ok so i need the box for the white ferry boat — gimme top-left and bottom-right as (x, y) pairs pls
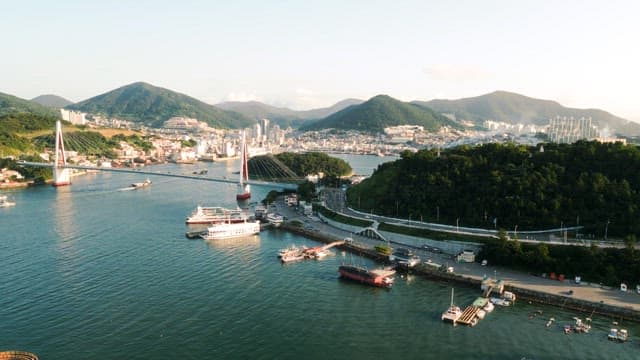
(186, 206), (248, 224)
(201, 220), (260, 240)
(266, 213), (284, 227)
(0, 195), (16, 208)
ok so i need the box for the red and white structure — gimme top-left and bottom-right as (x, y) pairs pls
(236, 131), (251, 200)
(53, 120), (71, 187)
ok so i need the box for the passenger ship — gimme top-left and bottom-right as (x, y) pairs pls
(186, 206), (248, 224)
(200, 220), (260, 240)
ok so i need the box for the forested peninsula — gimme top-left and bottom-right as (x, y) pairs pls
(347, 141), (640, 239)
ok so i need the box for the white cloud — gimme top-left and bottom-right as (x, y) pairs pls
(423, 64), (491, 82)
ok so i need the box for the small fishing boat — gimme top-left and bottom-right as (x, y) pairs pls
(546, 317), (555, 328)
(617, 329), (629, 342)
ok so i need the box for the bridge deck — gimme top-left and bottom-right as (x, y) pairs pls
(19, 161), (299, 190)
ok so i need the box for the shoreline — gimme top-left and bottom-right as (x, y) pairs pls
(281, 222), (640, 322)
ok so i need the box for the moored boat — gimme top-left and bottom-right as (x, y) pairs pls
(0, 194), (16, 208)
(617, 329), (629, 342)
(186, 206), (248, 224)
(266, 213), (284, 227)
(281, 252), (305, 263)
(482, 301), (495, 313)
(476, 309), (487, 320)
(490, 297), (510, 306)
(255, 204), (267, 219)
(545, 317), (555, 328)
(200, 220), (260, 240)
(442, 288), (462, 324)
(278, 245), (303, 258)
(131, 178), (152, 188)
(338, 265), (395, 288)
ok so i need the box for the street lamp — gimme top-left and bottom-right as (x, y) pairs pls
(456, 218), (459, 233)
(605, 219), (610, 241)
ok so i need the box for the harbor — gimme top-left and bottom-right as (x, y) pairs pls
(279, 216), (640, 322)
(4, 159), (640, 359)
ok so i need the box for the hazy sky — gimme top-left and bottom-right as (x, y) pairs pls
(2, 0), (639, 121)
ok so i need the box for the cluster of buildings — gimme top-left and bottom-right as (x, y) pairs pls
(50, 107), (630, 170)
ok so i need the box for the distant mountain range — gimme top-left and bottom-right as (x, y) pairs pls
(216, 98), (363, 129)
(300, 95), (462, 133)
(66, 82), (254, 129)
(0, 92), (60, 118)
(2, 84), (638, 136)
(416, 91), (640, 136)
(31, 94), (73, 108)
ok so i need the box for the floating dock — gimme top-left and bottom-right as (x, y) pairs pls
(456, 306), (481, 326)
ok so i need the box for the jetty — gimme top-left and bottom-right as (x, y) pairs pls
(281, 240), (346, 263)
(303, 240), (345, 257)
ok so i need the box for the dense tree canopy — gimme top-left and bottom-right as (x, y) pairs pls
(248, 152), (352, 181)
(479, 235), (640, 287)
(347, 141), (640, 238)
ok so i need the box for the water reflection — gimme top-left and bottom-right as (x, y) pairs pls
(204, 235), (260, 250)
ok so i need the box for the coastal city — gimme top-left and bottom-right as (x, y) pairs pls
(27, 107), (623, 172)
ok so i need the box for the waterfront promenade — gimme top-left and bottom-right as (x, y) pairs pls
(276, 197), (640, 319)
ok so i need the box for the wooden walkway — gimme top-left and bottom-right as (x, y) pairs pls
(456, 306), (480, 326)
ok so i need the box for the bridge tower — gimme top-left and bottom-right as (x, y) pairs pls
(52, 120), (71, 187)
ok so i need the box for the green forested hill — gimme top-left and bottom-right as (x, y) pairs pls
(67, 82), (254, 129)
(300, 95), (462, 133)
(0, 92), (61, 118)
(347, 141), (640, 238)
(31, 94), (73, 108)
(248, 152), (351, 180)
(416, 91), (640, 136)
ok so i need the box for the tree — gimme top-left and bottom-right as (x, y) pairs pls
(297, 181), (316, 202)
(624, 234), (637, 252)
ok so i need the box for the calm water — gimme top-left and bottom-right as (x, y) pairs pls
(1, 156), (639, 359)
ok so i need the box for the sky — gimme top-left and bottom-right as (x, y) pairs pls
(2, 0), (639, 121)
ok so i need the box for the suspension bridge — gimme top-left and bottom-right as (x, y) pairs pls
(19, 121), (302, 191)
